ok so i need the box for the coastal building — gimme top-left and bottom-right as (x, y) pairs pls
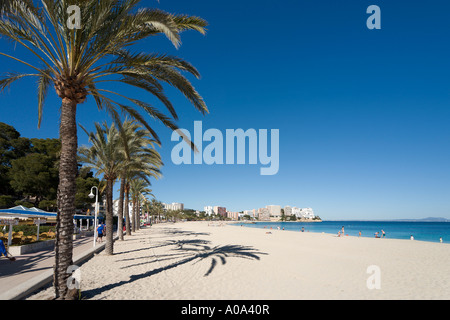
(227, 211), (239, 220)
(300, 208), (315, 219)
(266, 205), (281, 218)
(163, 202), (184, 211)
(204, 205), (227, 217)
(112, 199), (137, 218)
(243, 209), (257, 218)
(291, 207), (315, 219)
(284, 206), (292, 216)
(291, 207), (301, 217)
(214, 206), (227, 217)
(204, 206), (214, 216)
(258, 207), (270, 221)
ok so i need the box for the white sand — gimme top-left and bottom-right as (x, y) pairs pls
(28, 221), (450, 300)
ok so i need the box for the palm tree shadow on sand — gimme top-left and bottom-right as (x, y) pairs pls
(158, 227), (211, 238)
(81, 241), (267, 299)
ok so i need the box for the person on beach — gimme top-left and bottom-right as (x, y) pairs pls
(97, 223), (104, 243)
(381, 230), (386, 238)
(410, 235), (414, 240)
(0, 239), (15, 261)
(374, 232), (380, 238)
(358, 231), (361, 237)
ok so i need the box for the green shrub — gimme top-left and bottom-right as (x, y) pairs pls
(12, 224), (54, 236)
(0, 195), (14, 208)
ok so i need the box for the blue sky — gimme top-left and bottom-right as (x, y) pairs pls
(1, 0), (449, 219)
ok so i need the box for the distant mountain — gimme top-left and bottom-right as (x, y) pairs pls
(393, 217), (450, 222)
(419, 217), (450, 222)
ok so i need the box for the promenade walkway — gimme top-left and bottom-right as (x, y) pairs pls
(0, 236), (106, 300)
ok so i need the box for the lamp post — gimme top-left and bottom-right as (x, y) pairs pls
(89, 186), (99, 247)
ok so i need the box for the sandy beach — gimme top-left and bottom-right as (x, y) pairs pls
(27, 221), (450, 300)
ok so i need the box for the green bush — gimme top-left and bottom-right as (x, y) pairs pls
(12, 224), (54, 236)
(0, 195), (14, 208)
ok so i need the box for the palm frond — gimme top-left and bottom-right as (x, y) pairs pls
(37, 68), (53, 128)
(0, 72), (37, 93)
(1, 0), (208, 151)
(171, 14), (208, 34)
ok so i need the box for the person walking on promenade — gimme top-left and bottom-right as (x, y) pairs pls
(0, 239), (15, 261)
(97, 223), (105, 243)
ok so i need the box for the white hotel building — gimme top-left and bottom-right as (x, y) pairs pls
(204, 206), (214, 216)
(287, 206), (315, 219)
(163, 202), (184, 211)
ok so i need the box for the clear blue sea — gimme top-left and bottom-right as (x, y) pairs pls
(232, 221), (450, 243)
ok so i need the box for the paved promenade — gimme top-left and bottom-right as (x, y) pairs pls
(0, 236), (106, 300)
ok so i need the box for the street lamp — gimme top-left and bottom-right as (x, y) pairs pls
(89, 186), (99, 247)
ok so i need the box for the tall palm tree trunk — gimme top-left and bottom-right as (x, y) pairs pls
(54, 98), (78, 300)
(124, 184), (131, 236)
(132, 198), (136, 233)
(136, 199), (140, 230)
(117, 177), (125, 241)
(105, 178), (114, 255)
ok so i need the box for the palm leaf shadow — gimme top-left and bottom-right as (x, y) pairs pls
(81, 241), (266, 299)
(190, 244), (265, 276)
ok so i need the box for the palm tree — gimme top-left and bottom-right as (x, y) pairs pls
(151, 198), (165, 223)
(151, 200), (164, 223)
(142, 198), (153, 225)
(117, 119), (162, 240)
(0, 1), (207, 299)
(123, 160), (161, 236)
(78, 122), (125, 257)
(129, 178), (153, 232)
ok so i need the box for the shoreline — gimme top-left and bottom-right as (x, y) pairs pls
(232, 220), (449, 244)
